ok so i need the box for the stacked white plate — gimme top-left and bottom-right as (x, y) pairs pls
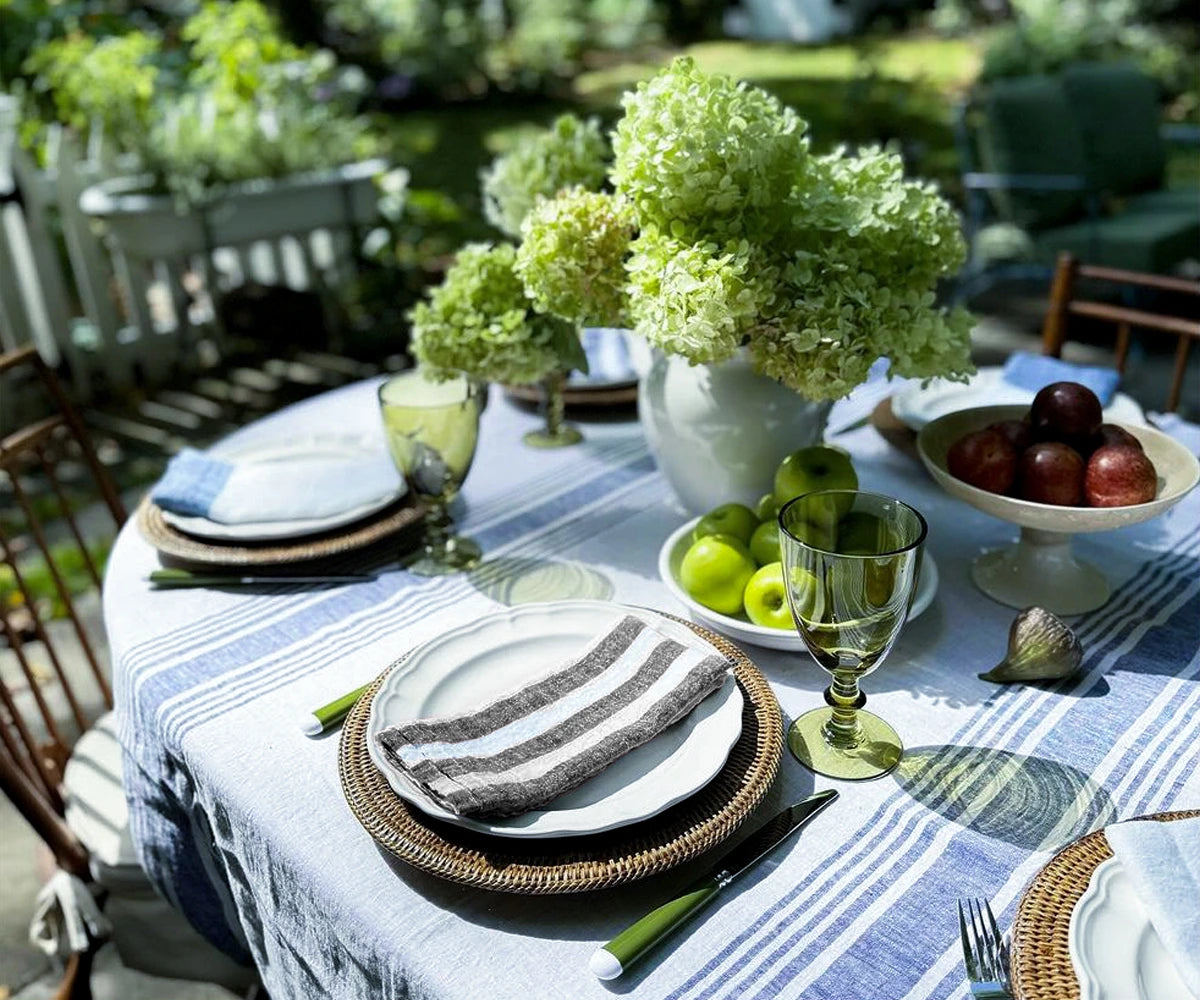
(364, 600), (744, 839)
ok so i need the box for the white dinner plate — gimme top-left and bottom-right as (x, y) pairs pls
(161, 434), (406, 542)
(891, 367), (1145, 431)
(365, 600), (744, 839)
(567, 328), (640, 389)
(658, 518), (938, 652)
(1069, 857), (1193, 1000)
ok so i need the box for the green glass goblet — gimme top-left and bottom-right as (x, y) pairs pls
(524, 369), (582, 449)
(779, 489), (927, 780)
(379, 368), (483, 576)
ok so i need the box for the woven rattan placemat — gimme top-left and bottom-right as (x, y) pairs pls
(338, 622), (784, 893)
(1011, 809), (1199, 999)
(138, 496), (422, 568)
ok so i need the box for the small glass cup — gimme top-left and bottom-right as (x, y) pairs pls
(378, 368), (482, 576)
(779, 489), (927, 780)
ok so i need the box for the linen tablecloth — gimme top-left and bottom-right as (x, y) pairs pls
(105, 377), (1200, 1000)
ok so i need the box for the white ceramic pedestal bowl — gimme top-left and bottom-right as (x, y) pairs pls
(917, 405), (1199, 616)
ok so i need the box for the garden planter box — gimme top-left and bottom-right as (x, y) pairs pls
(78, 157), (388, 259)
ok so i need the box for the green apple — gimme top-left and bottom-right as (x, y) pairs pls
(692, 502), (758, 546)
(754, 492), (778, 523)
(749, 520), (781, 566)
(786, 565), (824, 622)
(773, 446), (858, 512)
(679, 533), (757, 616)
(742, 562), (796, 629)
(837, 511), (897, 555)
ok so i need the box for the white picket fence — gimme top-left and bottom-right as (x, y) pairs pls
(0, 95), (390, 403)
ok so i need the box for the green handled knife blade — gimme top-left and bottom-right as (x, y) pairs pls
(589, 788), (838, 981)
(149, 568), (375, 588)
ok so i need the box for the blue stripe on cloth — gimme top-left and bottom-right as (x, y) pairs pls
(150, 448), (233, 517)
(117, 442), (656, 957)
(665, 524), (1200, 1000)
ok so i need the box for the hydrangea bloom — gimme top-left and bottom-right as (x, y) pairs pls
(480, 114), (609, 238)
(408, 243), (567, 386)
(516, 188), (636, 328)
(609, 58), (973, 400)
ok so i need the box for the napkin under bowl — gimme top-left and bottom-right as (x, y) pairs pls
(375, 614), (733, 818)
(151, 446), (402, 525)
(1002, 352), (1120, 405)
(1105, 816), (1200, 996)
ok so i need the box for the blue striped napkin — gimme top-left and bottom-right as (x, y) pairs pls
(375, 615), (733, 818)
(151, 447), (402, 525)
(1002, 352), (1120, 404)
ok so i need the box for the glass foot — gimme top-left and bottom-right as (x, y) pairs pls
(407, 535), (482, 576)
(523, 426), (583, 448)
(788, 707), (903, 780)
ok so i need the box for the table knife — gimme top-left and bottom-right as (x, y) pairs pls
(149, 569), (375, 588)
(301, 683), (370, 736)
(589, 788), (838, 980)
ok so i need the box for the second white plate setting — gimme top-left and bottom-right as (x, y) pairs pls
(365, 601), (744, 840)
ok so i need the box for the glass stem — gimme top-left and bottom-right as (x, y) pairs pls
(542, 370), (567, 438)
(421, 499), (451, 559)
(823, 672), (865, 749)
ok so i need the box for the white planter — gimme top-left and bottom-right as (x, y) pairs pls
(78, 158), (390, 258)
(639, 349), (833, 515)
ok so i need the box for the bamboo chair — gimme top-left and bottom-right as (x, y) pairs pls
(1041, 252), (1200, 413)
(0, 345), (258, 999)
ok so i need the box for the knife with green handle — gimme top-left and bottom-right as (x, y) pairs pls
(301, 683), (370, 736)
(589, 788), (838, 980)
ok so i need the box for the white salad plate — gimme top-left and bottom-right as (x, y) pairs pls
(567, 328), (640, 389)
(1069, 857), (1193, 1000)
(891, 366), (1145, 431)
(161, 434), (406, 542)
(658, 518), (938, 652)
(365, 600), (744, 839)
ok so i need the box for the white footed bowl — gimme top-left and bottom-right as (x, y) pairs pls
(917, 405), (1199, 615)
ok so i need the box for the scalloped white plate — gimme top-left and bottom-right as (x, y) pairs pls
(891, 366), (1144, 431)
(366, 600), (743, 839)
(658, 518), (937, 652)
(1069, 857), (1192, 1000)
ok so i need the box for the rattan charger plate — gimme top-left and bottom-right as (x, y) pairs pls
(1011, 809), (1200, 999)
(137, 495), (422, 568)
(338, 621), (784, 893)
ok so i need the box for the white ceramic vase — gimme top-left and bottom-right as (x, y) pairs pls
(638, 349), (833, 515)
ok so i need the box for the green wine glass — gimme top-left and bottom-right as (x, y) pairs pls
(779, 490), (927, 780)
(378, 368), (483, 576)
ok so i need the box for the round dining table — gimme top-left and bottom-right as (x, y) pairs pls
(103, 375), (1200, 1000)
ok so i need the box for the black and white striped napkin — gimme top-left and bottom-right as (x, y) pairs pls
(374, 615), (733, 818)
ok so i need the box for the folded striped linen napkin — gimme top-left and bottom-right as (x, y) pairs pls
(151, 445), (402, 525)
(375, 615), (734, 818)
(1001, 351), (1120, 404)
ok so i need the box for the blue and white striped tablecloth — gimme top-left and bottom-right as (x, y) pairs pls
(104, 377), (1200, 1000)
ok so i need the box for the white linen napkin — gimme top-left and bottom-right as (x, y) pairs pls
(29, 870), (112, 959)
(1106, 817), (1200, 997)
(151, 444), (403, 525)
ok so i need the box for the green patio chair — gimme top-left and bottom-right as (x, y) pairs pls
(957, 67), (1200, 297)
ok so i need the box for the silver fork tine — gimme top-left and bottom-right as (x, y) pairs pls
(970, 899), (997, 979)
(957, 900), (979, 980)
(984, 899), (1012, 990)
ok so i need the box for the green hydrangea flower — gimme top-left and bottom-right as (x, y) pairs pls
(480, 114), (609, 239)
(611, 56), (808, 245)
(515, 188), (635, 328)
(409, 243), (570, 386)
